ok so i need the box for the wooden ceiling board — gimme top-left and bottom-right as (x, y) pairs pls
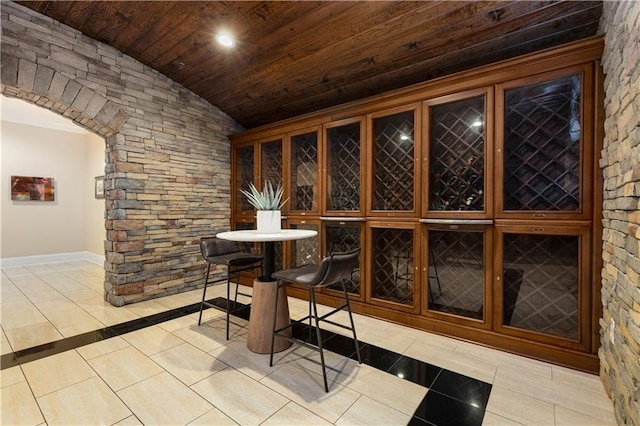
(14, 0), (602, 128)
(238, 25), (602, 128)
(216, 2), (507, 103)
(107, 2), (185, 53)
(181, 2), (364, 89)
(220, 1), (599, 120)
(204, 2), (465, 107)
(163, 1), (331, 83)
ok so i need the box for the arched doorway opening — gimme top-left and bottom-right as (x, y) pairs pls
(1, 95), (106, 266)
(2, 57), (129, 304)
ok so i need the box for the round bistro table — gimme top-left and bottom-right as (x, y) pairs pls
(216, 229), (317, 353)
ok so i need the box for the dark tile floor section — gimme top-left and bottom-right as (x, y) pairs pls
(0, 297), (492, 425)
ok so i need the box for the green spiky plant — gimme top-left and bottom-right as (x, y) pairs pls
(240, 180), (288, 210)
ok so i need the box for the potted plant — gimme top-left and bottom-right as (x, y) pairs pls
(240, 180), (288, 233)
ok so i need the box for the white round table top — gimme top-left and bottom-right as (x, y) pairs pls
(217, 229), (317, 242)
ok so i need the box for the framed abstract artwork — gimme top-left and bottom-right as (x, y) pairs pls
(10, 176), (55, 201)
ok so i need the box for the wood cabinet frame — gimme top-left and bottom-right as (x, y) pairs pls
(285, 126), (321, 218)
(366, 103), (422, 218)
(365, 220), (421, 314)
(493, 223), (592, 351)
(230, 38), (604, 373)
(258, 136), (285, 210)
(422, 87), (495, 219)
(495, 64), (594, 221)
(420, 221), (494, 330)
(321, 117), (367, 217)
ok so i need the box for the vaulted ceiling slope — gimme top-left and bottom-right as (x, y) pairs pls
(17, 1), (603, 129)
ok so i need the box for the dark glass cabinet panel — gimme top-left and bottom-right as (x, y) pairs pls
(326, 123), (361, 211)
(428, 230), (484, 320)
(429, 96), (485, 211)
(502, 233), (579, 340)
(325, 223), (362, 295)
(503, 75), (581, 211)
(371, 227), (414, 307)
(290, 132), (318, 211)
(261, 139), (283, 187)
(235, 145), (255, 211)
(372, 110), (415, 211)
(289, 223), (319, 268)
(234, 220), (256, 253)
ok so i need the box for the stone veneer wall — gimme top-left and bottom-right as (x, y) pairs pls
(1, 2), (243, 305)
(598, 1), (640, 424)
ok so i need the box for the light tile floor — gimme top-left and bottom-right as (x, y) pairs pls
(0, 261), (617, 425)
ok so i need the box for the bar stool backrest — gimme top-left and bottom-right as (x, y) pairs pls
(311, 248), (360, 288)
(200, 237), (240, 260)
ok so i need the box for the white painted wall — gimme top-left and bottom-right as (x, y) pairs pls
(84, 133), (106, 256)
(0, 114), (105, 259)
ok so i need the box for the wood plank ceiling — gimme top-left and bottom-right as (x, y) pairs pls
(17, 1), (602, 129)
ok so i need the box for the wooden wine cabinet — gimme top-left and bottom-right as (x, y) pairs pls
(230, 38), (604, 372)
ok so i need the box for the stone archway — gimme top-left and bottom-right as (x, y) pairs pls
(1, 56), (128, 138)
(1, 54), (127, 304)
(3, 1), (241, 308)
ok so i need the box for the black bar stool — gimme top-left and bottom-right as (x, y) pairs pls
(269, 248), (361, 392)
(198, 236), (263, 339)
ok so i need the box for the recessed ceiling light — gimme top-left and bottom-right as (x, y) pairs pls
(215, 33), (235, 48)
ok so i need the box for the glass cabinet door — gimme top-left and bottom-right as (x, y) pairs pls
(497, 66), (592, 219)
(424, 89), (491, 217)
(322, 220), (364, 300)
(289, 129), (319, 213)
(424, 224), (490, 326)
(234, 144), (256, 213)
(495, 226), (590, 349)
(287, 220), (320, 268)
(369, 106), (418, 216)
(260, 138), (283, 190)
(324, 118), (364, 215)
(368, 222), (419, 313)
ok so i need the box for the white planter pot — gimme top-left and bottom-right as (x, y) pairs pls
(256, 210), (281, 233)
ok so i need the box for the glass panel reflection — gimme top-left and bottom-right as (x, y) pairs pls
(429, 95), (485, 211)
(291, 132), (318, 211)
(503, 233), (578, 339)
(261, 139), (282, 187)
(503, 75), (581, 211)
(236, 146), (254, 211)
(289, 223), (318, 268)
(327, 123), (360, 211)
(372, 110), (414, 211)
(428, 230), (484, 320)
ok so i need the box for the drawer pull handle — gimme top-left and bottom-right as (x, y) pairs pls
(533, 227), (545, 232)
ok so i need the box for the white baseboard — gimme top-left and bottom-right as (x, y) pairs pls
(0, 251), (104, 268)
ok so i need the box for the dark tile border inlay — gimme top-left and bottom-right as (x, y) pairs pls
(0, 297), (491, 425)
